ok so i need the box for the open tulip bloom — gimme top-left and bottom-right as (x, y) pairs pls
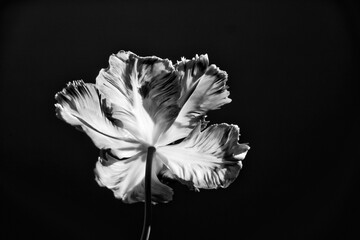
(55, 51), (249, 240)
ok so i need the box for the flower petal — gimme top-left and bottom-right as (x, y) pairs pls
(176, 54), (210, 106)
(157, 123), (249, 189)
(95, 150), (173, 203)
(55, 80), (143, 158)
(96, 51), (180, 145)
(156, 55), (231, 146)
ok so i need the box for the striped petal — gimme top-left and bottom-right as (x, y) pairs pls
(176, 54), (210, 107)
(157, 123), (249, 190)
(55, 80), (143, 158)
(156, 55), (231, 146)
(96, 51), (181, 145)
(95, 150), (173, 203)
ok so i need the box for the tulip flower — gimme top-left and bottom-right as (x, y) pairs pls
(55, 51), (249, 240)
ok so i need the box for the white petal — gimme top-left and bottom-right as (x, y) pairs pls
(156, 55), (231, 146)
(176, 54), (210, 106)
(96, 51), (180, 145)
(95, 150), (173, 203)
(157, 123), (249, 189)
(55, 80), (143, 158)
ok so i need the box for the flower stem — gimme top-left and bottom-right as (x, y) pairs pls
(140, 146), (156, 240)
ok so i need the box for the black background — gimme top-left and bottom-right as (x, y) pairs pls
(1, 0), (359, 239)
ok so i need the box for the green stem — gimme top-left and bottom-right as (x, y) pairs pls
(140, 146), (156, 240)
